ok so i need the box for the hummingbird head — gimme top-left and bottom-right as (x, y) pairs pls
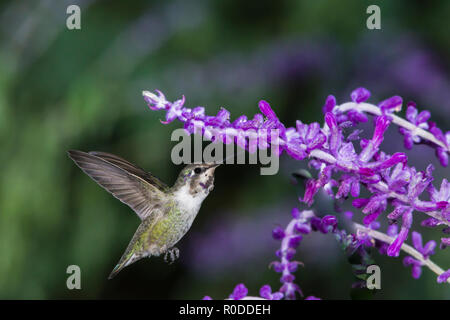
(174, 162), (220, 198)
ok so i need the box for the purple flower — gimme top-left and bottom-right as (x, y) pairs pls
(351, 87), (371, 103)
(259, 285), (283, 300)
(325, 112), (342, 156)
(272, 226), (285, 240)
(305, 296), (321, 300)
(384, 163), (411, 194)
(411, 231), (436, 259)
(296, 121), (327, 152)
(378, 95), (403, 114)
(437, 269), (450, 284)
(359, 116), (390, 162)
(403, 256), (422, 279)
(387, 208), (412, 257)
(259, 100), (278, 119)
(145, 89), (450, 298)
(322, 95), (336, 114)
(428, 179), (449, 220)
(291, 207), (301, 219)
(347, 110), (368, 125)
(440, 237), (450, 249)
(429, 123), (449, 167)
(398, 102), (430, 149)
(229, 284), (248, 300)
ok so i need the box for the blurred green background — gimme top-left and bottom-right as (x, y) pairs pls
(0, 0), (449, 299)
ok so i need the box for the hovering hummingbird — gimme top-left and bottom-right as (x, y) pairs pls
(67, 150), (220, 279)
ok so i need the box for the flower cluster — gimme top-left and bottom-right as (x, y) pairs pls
(202, 283), (320, 300)
(144, 87), (450, 296)
(202, 209), (329, 300)
(270, 209), (336, 299)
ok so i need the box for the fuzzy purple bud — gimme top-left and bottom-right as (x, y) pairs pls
(379, 95), (403, 113)
(259, 100), (277, 119)
(272, 226), (285, 240)
(322, 95), (336, 114)
(229, 284), (248, 300)
(350, 87), (371, 103)
(437, 269), (450, 284)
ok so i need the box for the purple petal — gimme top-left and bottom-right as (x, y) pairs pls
(437, 269), (450, 283)
(379, 95), (403, 113)
(229, 284), (248, 300)
(259, 100), (277, 119)
(305, 296), (321, 300)
(350, 87), (371, 103)
(259, 285), (272, 300)
(322, 95), (336, 114)
(411, 231), (423, 252)
(272, 226), (285, 240)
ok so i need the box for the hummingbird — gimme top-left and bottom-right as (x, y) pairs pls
(67, 150), (220, 279)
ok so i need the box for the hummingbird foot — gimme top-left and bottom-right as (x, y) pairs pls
(164, 247), (180, 264)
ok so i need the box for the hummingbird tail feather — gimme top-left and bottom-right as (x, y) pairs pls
(108, 264), (124, 280)
(108, 253), (140, 280)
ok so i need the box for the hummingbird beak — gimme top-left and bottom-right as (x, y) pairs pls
(207, 163), (221, 169)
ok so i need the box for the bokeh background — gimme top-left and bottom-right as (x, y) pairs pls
(0, 0), (449, 299)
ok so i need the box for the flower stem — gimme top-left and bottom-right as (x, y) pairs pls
(336, 102), (449, 152)
(353, 223), (450, 284)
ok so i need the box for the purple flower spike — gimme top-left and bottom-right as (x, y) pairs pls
(202, 296), (212, 300)
(229, 284), (248, 300)
(437, 269), (450, 284)
(146, 89), (450, 299)
(350, 87), (371, 103)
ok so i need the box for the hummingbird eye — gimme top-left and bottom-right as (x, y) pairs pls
(194, 167), (202, 174)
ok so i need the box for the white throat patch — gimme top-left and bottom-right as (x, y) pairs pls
(173, 184), (207, 214)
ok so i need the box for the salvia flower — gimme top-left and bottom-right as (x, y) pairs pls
(259, 285), (283, 300)
(351, 87), (371, 104)
(228, 283), (248, 300)
(402, 231), (437, 279)
(398, 102), (431, 149)
(387, 208), (413, 257)
(403, 256), (423, 279)
(322, 95), (336, 114)
(378, 95), (403, 114)
(411, 231), (436, 259)
(437, 269), (450, 284)
(144, 88), (450, 297)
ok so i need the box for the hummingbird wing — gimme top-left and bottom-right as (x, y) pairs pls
(68, 150), (167, 220)
(88, 151), (169, 192)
